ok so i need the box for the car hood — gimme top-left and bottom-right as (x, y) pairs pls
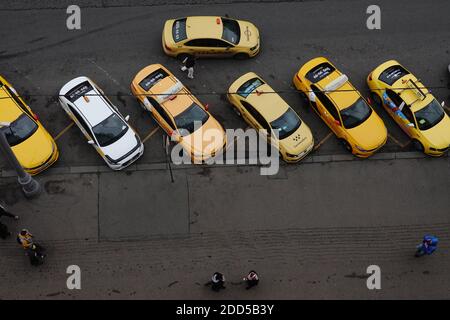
(11, 127), (55, 169)
(346, 112), (387, 150)
(237, 21), (259, 48)
(100, 128), (140, 161)
(420, 115), (450, 148)
(279, 122), (314, 155)
(182, 117), (226, 157)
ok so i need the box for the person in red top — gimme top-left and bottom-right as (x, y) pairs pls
(243, 270), (259, 290)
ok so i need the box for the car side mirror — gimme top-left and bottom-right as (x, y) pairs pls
(308, 91), (316, 102)
(125, 115), (130, 122)
(88, 140), (95, 145)
(170, 130), (181, 142)
(143, 98), (153, 111)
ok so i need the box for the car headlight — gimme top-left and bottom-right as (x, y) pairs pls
(105, 155), (119, 164)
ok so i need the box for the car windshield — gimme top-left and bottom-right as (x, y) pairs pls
(92, 114), (129, 147)
(270, 108), (302, 140)
(221, 18), (240, 45)
(174, 103), (210, 136)
(340, 98), (372, 129)
(414, 99), (445, 130)
(1, 114), (38, 147)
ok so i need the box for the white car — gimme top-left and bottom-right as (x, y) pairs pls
(59, 77), (144, 170)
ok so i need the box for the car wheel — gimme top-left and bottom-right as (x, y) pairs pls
(412, 139), (424, 152)
(340, 139), (353, 153)
(234, 53), (250, 60)
(370, 92), (382, 107)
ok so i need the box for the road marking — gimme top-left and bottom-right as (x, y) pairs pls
(388, 133), (410, 148)
(54, 122), (74, 141)
(313, 132), (333, 151)
(88, 59), (128, 92)
(142, 127), (160, 143)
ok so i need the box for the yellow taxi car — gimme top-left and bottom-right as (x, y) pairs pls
(228, 72), (314, 163)
(0, 75), (58, 175)
(293, 57), (387, 158)
(131, 64), (227, 163)
(162, 16), (260, 59)
(367, 60), (450, 156)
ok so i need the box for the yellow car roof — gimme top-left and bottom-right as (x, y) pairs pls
(132, 64), (198, 117)
(0, 81), (24, 122)
(185, 16), (225, 40)
(231, 72), (290, 122)
(310, 60), (360, 110)
(372, 60), (434, 112)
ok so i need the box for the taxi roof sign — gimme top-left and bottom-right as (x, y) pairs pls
(323, 74), (348, 93)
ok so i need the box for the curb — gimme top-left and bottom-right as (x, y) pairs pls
(1, 151), (447, 178)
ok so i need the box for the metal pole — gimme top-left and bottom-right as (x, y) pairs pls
(0, 122), (41, 198)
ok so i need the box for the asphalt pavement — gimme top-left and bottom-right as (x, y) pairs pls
(0, 0), (449, 299)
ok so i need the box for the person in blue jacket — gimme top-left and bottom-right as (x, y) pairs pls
(415, 235), (438, 257)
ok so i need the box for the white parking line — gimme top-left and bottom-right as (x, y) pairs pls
(88, 59), (129, 92)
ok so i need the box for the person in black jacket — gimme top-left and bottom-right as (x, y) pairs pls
(180, 55), (196, 79)
(205, 272), (226, 292)
(0, 203), (19, 239)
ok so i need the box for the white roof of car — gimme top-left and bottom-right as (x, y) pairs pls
(60, 76), (113, 127)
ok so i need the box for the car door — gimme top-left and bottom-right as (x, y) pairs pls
(314, 90), (345, 137)
(184, 38), (231, 57)
(384, 89), (417, 137)
(150, 99), (176, 134)
(240, 100), (260, 129)
(241, 101), (272, 141)
(69, 105), (94, 141)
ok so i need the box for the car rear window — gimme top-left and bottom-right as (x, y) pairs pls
(305, 62), (335, 83)
(378, 65), (410, 85)
(236, 77), (265, 98)
(222, 18), (240, 45)
(172, 18), (187, 43)
(65, 81), (94, 103)
(139, 69), (169, 91)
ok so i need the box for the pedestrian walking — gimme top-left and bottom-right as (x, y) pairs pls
(17, 229), (34, 249)
(243, 270), (259, 290)
(0, 203), (19, 239)
(205, 272), (226, 292)
(415, 235), (439, 257)
(180, 55), (196, 79)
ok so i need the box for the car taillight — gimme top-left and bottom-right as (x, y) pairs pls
(368, 72), (373, 81)
(165, 44), (172, 52)
(296, 74), (303, 83)
(33, 113), (39, 121)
